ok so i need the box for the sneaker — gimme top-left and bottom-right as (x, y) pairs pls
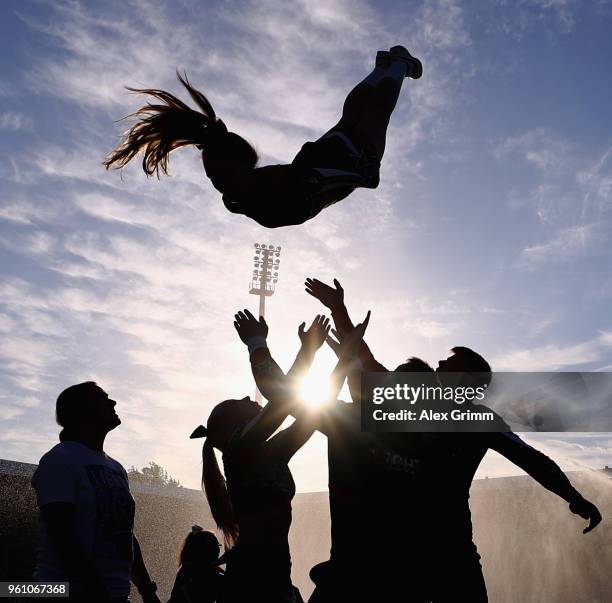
(375, 50), (391, 68)
(389, 45), (423, 79)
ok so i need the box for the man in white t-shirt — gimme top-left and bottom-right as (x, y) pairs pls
(32, 382), (160, 603)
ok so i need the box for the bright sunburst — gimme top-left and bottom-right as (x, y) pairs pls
(299, 363), (333, 407)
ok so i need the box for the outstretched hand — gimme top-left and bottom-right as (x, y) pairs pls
(234, 309), (268, 344)
(298, 315), (331, 352)
(305, 278), (344, 310)
(570, 497), (602, 534)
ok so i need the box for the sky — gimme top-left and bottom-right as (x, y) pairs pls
(1, 0), (612, 492)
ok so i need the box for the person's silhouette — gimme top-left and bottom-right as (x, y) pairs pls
(191, 312), (334, 603)
(104, 47), (422, 228)
(168, 526), (224, 603)
(397, 348), (603, 602)
(31, 382), (160, 603)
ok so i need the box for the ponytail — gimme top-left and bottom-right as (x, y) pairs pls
(201, 440), (238, 547)
(104, 72), (258, 178)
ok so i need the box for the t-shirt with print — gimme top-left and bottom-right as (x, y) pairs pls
(31, 441), (135, 598)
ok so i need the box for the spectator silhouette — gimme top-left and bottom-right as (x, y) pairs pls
(167, 526), (224, 603)
(31, 382), (160, 603)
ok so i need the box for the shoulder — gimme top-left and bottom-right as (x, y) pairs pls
(37, 442), (64, 463)
(467, 404), (510, 430)
(104, 453), (127, 474)
(36, 442), (79, 470)
(31, 444), (83, 502)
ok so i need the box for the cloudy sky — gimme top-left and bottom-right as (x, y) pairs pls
(1, 0), (611, 491)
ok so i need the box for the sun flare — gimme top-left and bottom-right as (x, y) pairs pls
(299, 364), (332, 407)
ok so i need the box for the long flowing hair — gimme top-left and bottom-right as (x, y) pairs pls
(104, 72), (257, 178)
(202, 439), (238, 547)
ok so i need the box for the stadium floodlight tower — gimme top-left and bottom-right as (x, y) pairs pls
(249, 243), (281, 401)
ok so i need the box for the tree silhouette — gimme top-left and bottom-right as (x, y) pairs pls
(128, 461), (181, 488)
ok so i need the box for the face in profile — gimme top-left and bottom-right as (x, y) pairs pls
(437, 350), (491, 390)
(230, 396), (263, 431)
(437, 352), (462, 373)
(86, 385), (121, 432)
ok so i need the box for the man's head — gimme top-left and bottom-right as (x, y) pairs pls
(436, 346), (492, 388)
(56, 382), (120, 440)
(394, 357), (435, 373)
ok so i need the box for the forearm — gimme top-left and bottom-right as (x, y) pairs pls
(131, 537), (157, 598)
(286, 344), (317, 381)
(331, 303), (385, 371)
(330, 303), (354, 336)
(131, 537), (150, 588)
(329, 355), (364, 402)
(240, 345), (303, 447)
(273, 415), (317, 462)
(527, 455), (582, 503)
(249, 346), (294, 403)
(495, 433), (582, 504)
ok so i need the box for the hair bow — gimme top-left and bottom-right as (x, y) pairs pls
(190, 425), (208, 439)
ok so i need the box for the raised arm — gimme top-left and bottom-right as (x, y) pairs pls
(305, 277), (388, 372)
(326, 312), (371, 399)
(490, 432), (602, 533)
(325, 330), (365, 403)
(234, 309), (329, 447)
(264, 313), (370, 462)
(287, 315), (332, 379)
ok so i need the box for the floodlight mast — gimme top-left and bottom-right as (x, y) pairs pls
(249, 243), (281, 402)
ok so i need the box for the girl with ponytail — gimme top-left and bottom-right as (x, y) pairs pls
(192, 393), (314, 603)
(188, 314), (335, 603)
(104, 46), (422, 228)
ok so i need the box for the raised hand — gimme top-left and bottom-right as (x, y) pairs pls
(298, 315), (331, 352)
(305, 278), (344, 310)
(569, 496), (602, 534)
(234, 309), (268, 344)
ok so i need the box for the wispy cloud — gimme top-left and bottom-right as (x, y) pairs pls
(0, 111), (32, 130)
(495, 128), (612, 271)
(495, 128), (573, 174)
(493, 330), (612, 370)
(519, 223), (596, 268)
